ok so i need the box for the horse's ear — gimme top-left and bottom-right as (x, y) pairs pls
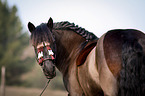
(47, 17), (53, 30)
(28, 22), (36, 33)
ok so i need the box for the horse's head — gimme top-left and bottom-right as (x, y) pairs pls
(28, 17), (56, 79)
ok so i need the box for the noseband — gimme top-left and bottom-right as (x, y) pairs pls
(34, 43), (55, 65)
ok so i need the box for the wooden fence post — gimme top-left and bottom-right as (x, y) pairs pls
(1, 66), (6, 96)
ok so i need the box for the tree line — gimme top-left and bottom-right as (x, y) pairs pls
(0, 1), (65, 90)
(0, 0), (35, 85)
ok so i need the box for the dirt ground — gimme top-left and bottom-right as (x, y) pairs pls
(1, 86), (67, 96)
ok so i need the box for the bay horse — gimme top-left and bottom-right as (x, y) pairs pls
(28, 17), (145, 96)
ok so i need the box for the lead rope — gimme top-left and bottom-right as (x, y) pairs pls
(39, 79), (51, 96)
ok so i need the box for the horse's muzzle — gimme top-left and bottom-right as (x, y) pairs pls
(42, 61), (56, 79)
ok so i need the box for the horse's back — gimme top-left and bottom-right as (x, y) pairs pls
(97, 29), (145, 96)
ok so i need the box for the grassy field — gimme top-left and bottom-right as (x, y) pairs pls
(2, 86), (67, 96)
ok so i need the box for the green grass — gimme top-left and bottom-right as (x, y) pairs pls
(2, 86), (67, 96)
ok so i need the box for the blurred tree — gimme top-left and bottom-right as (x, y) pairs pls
(0, 0), (35, 85)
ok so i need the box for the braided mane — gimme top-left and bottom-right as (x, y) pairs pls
(53, 21), (98, 41)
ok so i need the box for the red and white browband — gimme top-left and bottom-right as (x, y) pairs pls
(37, 45), (55, 65)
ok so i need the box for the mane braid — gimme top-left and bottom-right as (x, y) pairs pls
(53, 21), (98, 41)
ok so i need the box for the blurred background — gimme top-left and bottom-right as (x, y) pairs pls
(0, 0), (145, 96)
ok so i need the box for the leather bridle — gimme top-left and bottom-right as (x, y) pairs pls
(34, 42), (56, 66)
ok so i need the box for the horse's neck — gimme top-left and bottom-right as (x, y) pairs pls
(53, 29), (85, 74)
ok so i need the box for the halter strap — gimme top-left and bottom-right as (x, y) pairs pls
(34, 42), (55, 65)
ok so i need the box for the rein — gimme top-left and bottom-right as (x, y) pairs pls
(39, 79), (51, 96)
